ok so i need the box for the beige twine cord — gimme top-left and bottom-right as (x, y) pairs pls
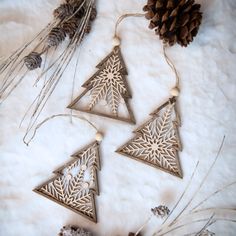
(114, 13), (145, 38)
(23, 114), (98, 146)
(114, 13), (180, 92)
(163, 45), (180, 90)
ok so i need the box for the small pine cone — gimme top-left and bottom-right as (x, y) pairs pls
(197, 230), (215, 236)
(24, 52), (42, 70)
(143, 0), (202, 47)
(66, 0), (83, 6)
(47, 27), (66, 47)
(84, 22), (92, 34)
(53, 3), (74, 19)
(90, 7), (97, 21)
(128, 233), (142, 236)
(151, 205), (170, 218)
(65, 0), (86, 18)
(75, 6), (86, 19)
(62, 18), (79, 38)
(58, 225), (92, 236)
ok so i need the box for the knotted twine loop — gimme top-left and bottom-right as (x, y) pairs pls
(114, 13), (145, 39)
(23, 114), (98, 146)
(163, 44), (180, 90)
(113, 13), (181, 92)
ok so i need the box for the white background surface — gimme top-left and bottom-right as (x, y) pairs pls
(0, 0), (236, 235)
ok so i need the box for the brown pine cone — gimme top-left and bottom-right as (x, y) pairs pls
(62, 17), (79, 38)
(90, 7), (97, 21)
(47, 27), (66, 47)
(58, 225), (92, 236)
(53, 3), (74, 19)
(66, 0), (83, 7)
(143, 0), (202, 47)
(128, 233), (142, 236)
(24, 52), (42, 70)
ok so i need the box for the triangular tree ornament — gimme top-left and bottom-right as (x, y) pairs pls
(68, 46), (136, 124)
(116, 97), (183, 178)
(34, 141), (100, 223)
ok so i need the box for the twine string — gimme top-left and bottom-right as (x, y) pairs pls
(23, 114), (98, 146)
(114, 13), (145, 38)
(163, 45), (180, 89)
(114, 13), (180, 91)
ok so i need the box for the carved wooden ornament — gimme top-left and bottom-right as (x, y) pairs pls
(68, 46), (136, 124)
(34, 141), (100, 223)
(116, 97), (183, 178)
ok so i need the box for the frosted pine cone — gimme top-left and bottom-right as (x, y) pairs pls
(90, 7), (97, 21)
(54, 3), (74, 19)
(47, 27), (66, 47)
(62, 17), (79, 38)
(24, 52), (42, 70)
(151, 205), (170, 218)
(58, 225), (92, 236)
(197, 230), (215, 236)
(66, 0), (84, 6)
(84, 22), (92, 34)
(143, 0), (202, 47)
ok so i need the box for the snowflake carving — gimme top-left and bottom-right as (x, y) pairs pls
(68, 46), (135, 124)
(117, 98), (182, 178)
(87, 47), (129, 115)
(34, 141), (100, 222)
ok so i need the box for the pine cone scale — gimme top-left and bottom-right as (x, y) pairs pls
(170, 8), (179, 18)
(167, 1), (174, 9)
(179, 13), (190, 26)
(179, 26), (188, 39)
(162, 11), (169, 22)
(169, 18), (177, 31)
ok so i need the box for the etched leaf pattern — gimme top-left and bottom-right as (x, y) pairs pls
(72, 193), (94, 216)
(67, 144), (97, 172)
(118, 101), (182, 177)
(38, 142), (99, 220)
(88, 49), (127, 115)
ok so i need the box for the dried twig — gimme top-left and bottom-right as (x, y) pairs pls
(194, 214), (215, 236)
(168, 136), (226, 227)
(161, 161), (200, 228)
(0, 0), (97, 142)
(150, 136), (232, 236)
(190, 181), (236, 212)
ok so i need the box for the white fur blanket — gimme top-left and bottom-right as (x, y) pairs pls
(0, 0), (236, 235)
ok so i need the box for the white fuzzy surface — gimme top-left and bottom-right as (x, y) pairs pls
(0, 0), (236, 235)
